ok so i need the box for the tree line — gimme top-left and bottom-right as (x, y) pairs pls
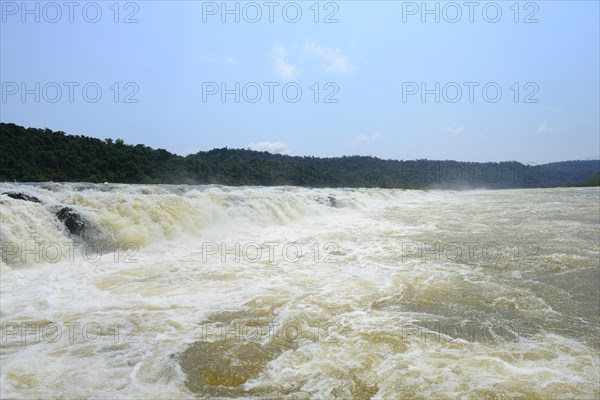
(1, 123), (598, 188)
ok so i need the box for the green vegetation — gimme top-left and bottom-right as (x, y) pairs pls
(1, 122), (599, 188)
(581, 172), (600, 187)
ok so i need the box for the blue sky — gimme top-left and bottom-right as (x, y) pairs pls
(1, 1), (599, 163)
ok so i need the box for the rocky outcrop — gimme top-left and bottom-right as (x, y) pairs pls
(316, 195), (338, 208)
(327, 195), (338, 208)
(51, 206), (87, 236)
(2, 192), (41, 203)
(3, 191), (94, 240)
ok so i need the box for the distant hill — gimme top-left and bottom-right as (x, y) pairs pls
(582, 172), (600, 187)
(1, 122), (598, 189)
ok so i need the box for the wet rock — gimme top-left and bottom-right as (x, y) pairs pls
(2, 192), (41, 203)
(327, 195), (338, 208)
(316, 195), (338, 207)
(52, 206), (87, 236)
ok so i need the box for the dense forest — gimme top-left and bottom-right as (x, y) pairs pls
(1, 123), (599, 189)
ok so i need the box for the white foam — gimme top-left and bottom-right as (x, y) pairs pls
(1, 184), (598, 398)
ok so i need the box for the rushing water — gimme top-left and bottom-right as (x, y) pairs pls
(0, 183), (598, 399)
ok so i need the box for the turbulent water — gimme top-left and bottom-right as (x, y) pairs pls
(0, 183), (598, 399)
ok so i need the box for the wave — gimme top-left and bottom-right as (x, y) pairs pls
(0, 183), (424, 267)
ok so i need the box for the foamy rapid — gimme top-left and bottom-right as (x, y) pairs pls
(1, 183), (598, 399)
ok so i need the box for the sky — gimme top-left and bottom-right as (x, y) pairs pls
(1, 0), (599, 164)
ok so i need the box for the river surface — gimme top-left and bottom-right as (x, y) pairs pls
(1, 184), (598, 399)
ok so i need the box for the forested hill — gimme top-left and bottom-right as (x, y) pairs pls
(1, 123), (599, 189)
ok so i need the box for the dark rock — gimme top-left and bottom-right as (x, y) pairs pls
(327, 195), (338, 208)
(316, 195), (339, 207)
(53, 207), (87, 236)
(2, 192), (41, 203)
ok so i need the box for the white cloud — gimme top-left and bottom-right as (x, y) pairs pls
(446, 126), (465, 136)
(248, 141), (290, 154)
(270, 41), (357, 78)
(355, 132), (381, 144)
(223, 56), (236, 65)
(535, 122), (554, 135)
(303, 42), (356, 75)
(271, 42), (298, 78)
